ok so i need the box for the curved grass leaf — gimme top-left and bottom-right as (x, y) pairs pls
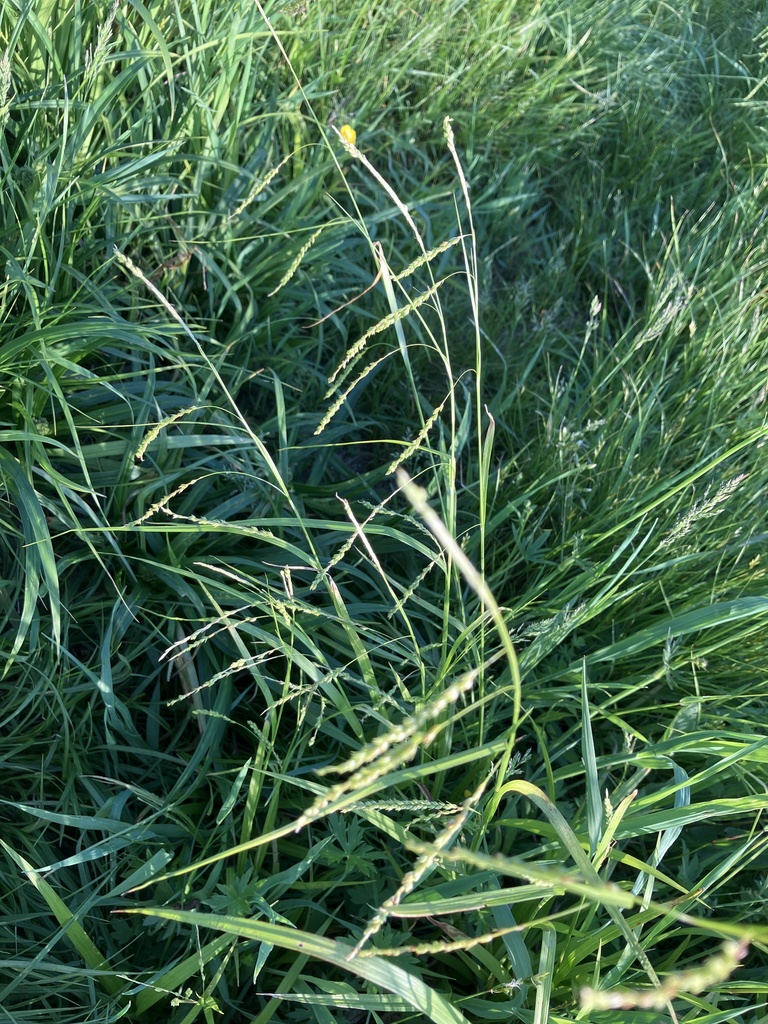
(123, 906), (470, 1024)
(1, 840), (121, 997)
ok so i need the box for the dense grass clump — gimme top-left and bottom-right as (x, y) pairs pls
(1, 1), (768, 1021)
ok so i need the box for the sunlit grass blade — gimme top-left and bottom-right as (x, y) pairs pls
(123, 907), (470, 1024)
(581, 662), (602, 858)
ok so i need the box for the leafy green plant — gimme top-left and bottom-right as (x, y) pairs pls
(1, 1), (768, 1022)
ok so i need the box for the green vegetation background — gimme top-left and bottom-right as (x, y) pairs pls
(2, 0), (768, 1021)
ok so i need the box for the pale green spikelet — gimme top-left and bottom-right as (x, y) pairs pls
(357, 921), (529, 959)
(581, 940), (749, 1011)
(85, 0), (119, 80)
(127, 478), (200, 525)
(319, 671), (476, 778)
(227, 151), (295, 222)
(391, 236), (463, 282)
(290, 672), (476, 835)
(268, 226), (324, 296)
(386, 395), (448, 475)
(166, 654), (269, 707)
(315, 353), (392, 435)
(387, 556), (440, 621)
(661, 474), (747, 549)
(348, 774), (491, 958)
(0, 51), (12, 134)
(325, 279), (446, 395)
(135, 405), (200, 461)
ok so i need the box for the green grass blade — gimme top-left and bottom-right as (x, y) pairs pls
(0, 840), (121, 998)
(125, 907), (470, 1024)
(581, 661), (602, 858)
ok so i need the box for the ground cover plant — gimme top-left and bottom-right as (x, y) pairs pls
(2, 0), (768, 1021)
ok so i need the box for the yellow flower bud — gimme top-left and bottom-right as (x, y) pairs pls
(339, 124), (356, 145)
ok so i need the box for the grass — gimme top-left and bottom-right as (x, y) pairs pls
(2, 0), (768, 1021)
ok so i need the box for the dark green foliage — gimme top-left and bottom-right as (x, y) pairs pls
(1, 1), (767, 1021)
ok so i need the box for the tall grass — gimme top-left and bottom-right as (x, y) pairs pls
(1, 1), (768, 1022)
